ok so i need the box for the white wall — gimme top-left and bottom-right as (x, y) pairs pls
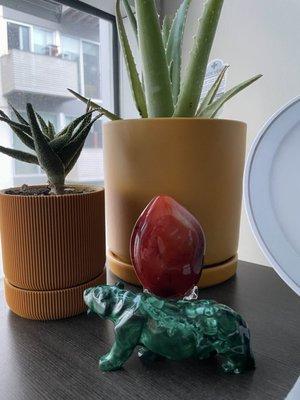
(163, 0), (300, 266)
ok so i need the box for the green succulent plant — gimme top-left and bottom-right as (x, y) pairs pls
(0, 103), (101, 194)
(69, 0), (261, 120)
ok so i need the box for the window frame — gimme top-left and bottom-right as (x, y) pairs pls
(6, 19), (32, 51)
(6, 20), (56, 54)
(55, 0), (120, 116)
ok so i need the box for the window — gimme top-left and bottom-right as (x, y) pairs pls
(7, 22), (30, 51)
(33, 27), (55, 55)
(61, 35), (80, 61)
(0, 0), (118, 190)
(82, 41), (101, 99)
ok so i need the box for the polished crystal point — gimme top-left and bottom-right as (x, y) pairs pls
(130, 196), (205, 298)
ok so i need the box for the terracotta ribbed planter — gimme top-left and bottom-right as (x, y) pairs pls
(0, 185), (106, 320)
(103, 119), (246, 288)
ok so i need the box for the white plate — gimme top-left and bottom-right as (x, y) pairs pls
(244, 97), (300, 296)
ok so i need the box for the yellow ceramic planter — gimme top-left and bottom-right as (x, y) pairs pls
(103, 119), (246, 287)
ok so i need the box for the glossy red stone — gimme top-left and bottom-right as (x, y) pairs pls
(130, 196), (205, 298)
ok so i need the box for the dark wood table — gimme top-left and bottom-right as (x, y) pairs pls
(0, 261), (299, 400)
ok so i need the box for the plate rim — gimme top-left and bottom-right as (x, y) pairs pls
(244, 95), (300, 296)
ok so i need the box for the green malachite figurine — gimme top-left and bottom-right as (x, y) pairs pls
(84, 283), (255, 373)
(84, 196), (255, 373)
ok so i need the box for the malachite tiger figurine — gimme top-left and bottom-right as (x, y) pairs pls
(84, 283), (255, 373)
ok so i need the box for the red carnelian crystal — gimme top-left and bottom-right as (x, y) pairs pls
(130, 196), (205, 298)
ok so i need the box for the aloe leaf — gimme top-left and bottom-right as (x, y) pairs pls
(68, 89), (121, 120)
(162, 15), (172, 48)
(174, 0), (224, 117)
(55, 113), (87, 139)
(65, 144), (84, 175)
(0, 145), (38, 164)
(61, 112), (92, 140)
(0, 111), (34, 149)
(58, 115), (101, 169)
(48, 122), (56, 140)
(35, 112), (51, 139)
(135, 0), (174, 117)
(122, 0), (138, 40)
(73, 113), (94, 139)
(116, 0), (148, 118)
(51, 112), (94, 152)
(50, 129), (72, 151)
(85, 99), (92, 112)
(9, 125), (35, 150)
(0, 116), (32, 136)
(166, 0), (192, 104)
(64, 116), (96, 175)
(0, 110), (8, 119)
(198, 74), (262, 118)
(64, 112), (96, 176)
(26, 104), (65, 188)
(55, 125), (68, 139)
(196, 64), (229, 115)
(10, 106), (29, 126)
(70, 114), (101, 144)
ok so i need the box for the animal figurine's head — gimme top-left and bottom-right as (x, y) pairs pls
(83, 282), (125, 318)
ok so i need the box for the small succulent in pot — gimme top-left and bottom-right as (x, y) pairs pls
(69, 0), (262, 120)
(0, 103), (101, 194)
(0, 103), (106, 320)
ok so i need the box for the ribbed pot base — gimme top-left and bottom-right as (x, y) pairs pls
(4, 270), (106, 321)
(107, 251), (237, 289)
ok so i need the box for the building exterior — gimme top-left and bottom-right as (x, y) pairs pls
(0, 0), (115, 189)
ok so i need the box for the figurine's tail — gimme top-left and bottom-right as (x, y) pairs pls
(248, 350), (255, 370)
(239, 317), (256, 370)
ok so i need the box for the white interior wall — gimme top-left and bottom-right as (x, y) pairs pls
(163, 0), (300, 266)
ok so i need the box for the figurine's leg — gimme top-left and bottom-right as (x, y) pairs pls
(138, 346), (162, 364)
(217, 331), (255, 374)
(99, 318), (144, 371)
(220, 350), (255, 374)
(197, 343), (216, 360)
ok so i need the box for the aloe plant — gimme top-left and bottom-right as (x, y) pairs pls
(0, 104), (101, 194)
(70, 0), (261, 119)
